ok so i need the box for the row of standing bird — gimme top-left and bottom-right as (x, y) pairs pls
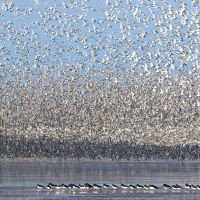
(37, 183), (200, 190)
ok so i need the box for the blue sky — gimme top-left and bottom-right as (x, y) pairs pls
(0, 0), (199, 82)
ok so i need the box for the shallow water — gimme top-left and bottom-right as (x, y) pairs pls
(1, 158), (200, 199)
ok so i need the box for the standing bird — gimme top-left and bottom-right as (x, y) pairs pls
(37, 184), (44, 189)
(121, 183), (129, 189)
(163, 184), (171, 189)
(112, 184), (119, 189)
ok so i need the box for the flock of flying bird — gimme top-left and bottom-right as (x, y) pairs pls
(37, 182), (200, 190)
(0, 0), (200, 159)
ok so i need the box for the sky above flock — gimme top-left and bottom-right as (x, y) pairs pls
(0, 0), (200, 82)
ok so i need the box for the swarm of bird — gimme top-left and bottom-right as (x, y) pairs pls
(0, 0), (200, 159)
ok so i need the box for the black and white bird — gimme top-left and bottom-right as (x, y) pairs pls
(130, 184), (136, 189)
(48, 183), (56, 188)
(112, 184), (119, 189)
(84, 183), (93, 188)
(37, 184), (44, 189)
(184, 183), (191, 189)
(93, 183), (102, 189)
(191, 185), (197, 190)
(144, 185), (149, 189)
(47, 184), (51, 189)
(121, 183), (129, 189)
(60, 183), (68, 189)
(149, 185), (159, 189)
(172, 184), (182, 189)
(163, 184), (171, 189)
(103, 183), (111, 188)
(72, 184), (79, 189)
(136, 184), (144, 189)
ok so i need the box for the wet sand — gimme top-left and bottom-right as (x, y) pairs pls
(1, 158), (200, 199)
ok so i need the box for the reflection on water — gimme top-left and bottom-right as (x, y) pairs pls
(1, 158), (200, 199)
